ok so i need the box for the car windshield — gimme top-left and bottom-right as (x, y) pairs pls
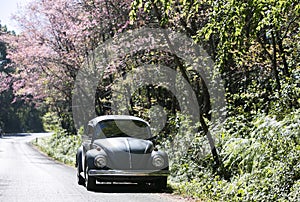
(95, 119), (151, 139)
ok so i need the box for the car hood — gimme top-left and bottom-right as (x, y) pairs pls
(93, 137), (154, 154)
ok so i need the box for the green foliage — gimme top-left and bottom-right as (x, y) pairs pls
(289, 180), (300, 201)
(226, 68), (300, 119)
(268, 68), (300, 116)
(42, 111), (62, 132)
(0, 88), (44, 133)
(167, 109), (300, 201)
(33, 129), (81, 166)
(158, 113), (207, 181)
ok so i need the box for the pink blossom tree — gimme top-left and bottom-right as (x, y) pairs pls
(4, 0), (132, 133)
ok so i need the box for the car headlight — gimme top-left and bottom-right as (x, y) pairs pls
(152, 155), (165, 168)
(94, 155), (107, 168)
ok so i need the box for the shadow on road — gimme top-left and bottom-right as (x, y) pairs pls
(0, 133), (31, 139)
(88, 183), (173, 194)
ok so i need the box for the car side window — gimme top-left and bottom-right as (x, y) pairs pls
(93, 124), (105, 140)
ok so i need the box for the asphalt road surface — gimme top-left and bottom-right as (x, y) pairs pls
(0, 133), (188, 202)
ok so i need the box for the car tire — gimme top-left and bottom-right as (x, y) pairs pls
(76, 152), (85, 186)
(77, 166), (85, 186)
(85, 171), (96, 191)
(155, 177), (167, 191)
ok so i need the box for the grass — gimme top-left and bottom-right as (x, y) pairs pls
(32, 132), (81, 167)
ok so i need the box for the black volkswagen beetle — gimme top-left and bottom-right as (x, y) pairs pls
(76, 115), (169, 191)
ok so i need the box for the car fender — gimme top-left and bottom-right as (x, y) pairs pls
(85, 149), (107, 170)
(151, 150), (169, 168)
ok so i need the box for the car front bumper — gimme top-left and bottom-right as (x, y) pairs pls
(88, 169), (169, 177)
(87, 169), (169, 182)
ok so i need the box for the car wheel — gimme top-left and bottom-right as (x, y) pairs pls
(76, 150), (85, 186)
(155, 177), (167, 191)
(77, 166), (85, 186)
(85, 171), (96, 191)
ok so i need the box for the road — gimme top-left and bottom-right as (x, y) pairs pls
(0, 133), (187, 202)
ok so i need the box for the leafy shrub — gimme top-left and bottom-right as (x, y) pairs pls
(42, 111), (61, 132)
(289, 180), (300, 201)
(33, 129), (81, 166)
(166, 109), (300, 201)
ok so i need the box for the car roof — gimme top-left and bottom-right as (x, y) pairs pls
(88, 115), (150, 127)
